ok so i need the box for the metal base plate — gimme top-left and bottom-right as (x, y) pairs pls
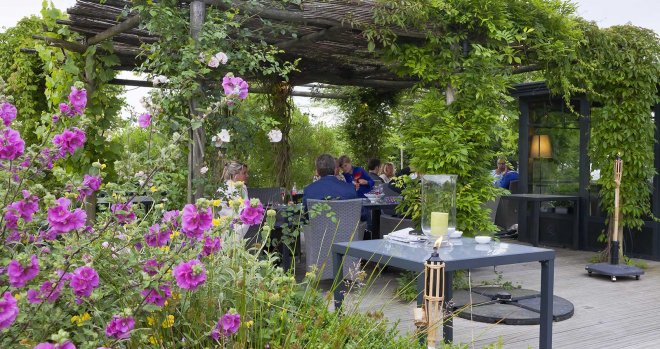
(450, 287), (574, 325)
(585, 263), (644, 281)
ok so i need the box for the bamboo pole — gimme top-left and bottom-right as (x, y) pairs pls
(612, 156), (623, 260)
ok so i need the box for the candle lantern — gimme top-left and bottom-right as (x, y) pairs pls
(415, 237), (446, 346)
(421, 174), (457, 238)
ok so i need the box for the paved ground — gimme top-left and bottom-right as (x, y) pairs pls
(303, 243), (660, 349)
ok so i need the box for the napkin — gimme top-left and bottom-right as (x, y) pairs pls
(384, 227), (428, 243)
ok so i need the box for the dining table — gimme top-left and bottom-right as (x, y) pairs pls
(361, 196), (400, 239)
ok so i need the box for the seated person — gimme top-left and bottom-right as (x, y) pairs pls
(379, 162), (395, 183)
(367, 158), (384, 185)
(491, 158), (507, 187)
(338, 155), (374, 198)
(498, 163), (520, 190)
(303, 154), (357, 210)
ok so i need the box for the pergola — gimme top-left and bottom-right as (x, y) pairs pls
(56, 0), (423, 90)
(42, 0), (539, 202)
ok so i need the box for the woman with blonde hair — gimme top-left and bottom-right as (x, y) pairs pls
(379, 162), (395, 183)
(219, 160), (249, 200)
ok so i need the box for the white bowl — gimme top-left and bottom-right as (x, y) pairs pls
(475, 236), (492, 244)
(448, 230), (463, 239)
(364, 193), (384, 203)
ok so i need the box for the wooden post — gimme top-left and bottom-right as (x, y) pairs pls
(188, 1), (206, 203)
(268, 81), (293, 188)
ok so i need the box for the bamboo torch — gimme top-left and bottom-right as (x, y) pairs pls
(424, 237), (446, 347)
(611, 156), (622, 265)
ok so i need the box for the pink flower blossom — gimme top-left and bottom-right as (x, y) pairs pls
(172, 259), (206, 290)
(33, 341), (76, 349)
(26, 276), (69, 304)
(143, 259), (161, 276)
(47, 198), (87, 235)
(0, 102), (17, 126)
(162, 210), (180, 229)
(4, 191), (39, 231)
(202, 236), (222, 256)
(208, 56), (220, 68)
(222, 75), (249, 100)
(141, 283), (171, 306)
(7, 255), (39, 288)
(144, 224), (171, 247)
(111, 202), (136, 224)
(0, 292), (19, 330)
(215, 52), (228, 64)
(78, 175), (102, 200)
(105, 315), (135, 339)
(240, 199), (265, 225)
(211, 312), (241, 339)
(181, 204), (212, 240)
(0, 128), (25, 160)
(138, 113), (151, 128)
(68, 86), (87, 113)
(53, 128), (86, 157)
(69, 266), (99, 298)
(59, 103), (74, 117)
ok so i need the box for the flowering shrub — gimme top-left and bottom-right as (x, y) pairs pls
(0, 73), (428, 349)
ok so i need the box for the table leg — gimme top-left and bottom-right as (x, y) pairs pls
(372, 209), (382, 239)
(416, 273), (425, 306)
(332, 251), (345, 311)
(518, 200), (528, 243)
(443, 271), (454, 343)
(572, 199), (580, 250)
(532, 200), (541, 246)
(540, 259), (554, 349)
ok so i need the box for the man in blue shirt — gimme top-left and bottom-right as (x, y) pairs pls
(337, 155), (374, 198)
(499, 167), (520, 190)
(303, 154), (357, 210)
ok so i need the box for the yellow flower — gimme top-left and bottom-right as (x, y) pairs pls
(148, 335), (160, 345)
(160, 246), (170, 253)
(170, 230), (180, 239)
(171, 292), (181, 301)
(13, 293), (21, 301)
(213, 199), (221, 207)
(244, 320), (254, 328)
(147, 316), (156, 326)
(71, 312), (92, 327)
(164, 300), (169, 307)
(212, 218), (221, 227)
(150, 186), (157, 193)
(101, 163), (107, 169)
(162, 315), (174, 328)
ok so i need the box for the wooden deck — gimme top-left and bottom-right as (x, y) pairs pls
(324, 245), (660, 349)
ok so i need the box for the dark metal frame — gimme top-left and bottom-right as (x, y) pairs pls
(331, 239), (556, 349)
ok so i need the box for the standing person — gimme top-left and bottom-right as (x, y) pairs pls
(303, 154), (357, 209)
(338, 155), (374, 198)
(367, 158), (384, 185)
(379, 162), (395, 183)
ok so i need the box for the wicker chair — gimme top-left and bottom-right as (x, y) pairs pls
(303, 199), (366, 280)
(247, 187), (285, 206)
(379, 213), (414, 235)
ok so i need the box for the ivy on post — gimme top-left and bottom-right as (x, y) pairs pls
(267, 80), (293, 189)
(188, 0), (206, 203)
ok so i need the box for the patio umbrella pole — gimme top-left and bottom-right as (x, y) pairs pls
(585, 155), (644, 281)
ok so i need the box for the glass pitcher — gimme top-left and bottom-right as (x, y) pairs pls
(420, 174), (457, 239)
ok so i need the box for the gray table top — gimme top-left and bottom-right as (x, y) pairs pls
(332, 238), (555, 272)
(501, 194), (580, 201)
(361, 197), (400, 208)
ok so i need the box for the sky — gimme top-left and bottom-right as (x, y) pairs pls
(1, 0), (659, 123)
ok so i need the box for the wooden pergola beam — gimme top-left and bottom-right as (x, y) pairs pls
(33, 35), (87, 53)
(275, 26), (342, 50)
(203, 0), (427, 39)
(87, 15), (142, 45)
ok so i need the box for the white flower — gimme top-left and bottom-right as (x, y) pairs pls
(199, 52), (206, 63)
(152, 75), (169, 86)
(207, 56), (220, 68)
(102, 241), (110, 248)
(212, 129), (231, 147)
(214, 52), (228, 64)
(267, 129), (283, 142)
(200, 166), (209, 174)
